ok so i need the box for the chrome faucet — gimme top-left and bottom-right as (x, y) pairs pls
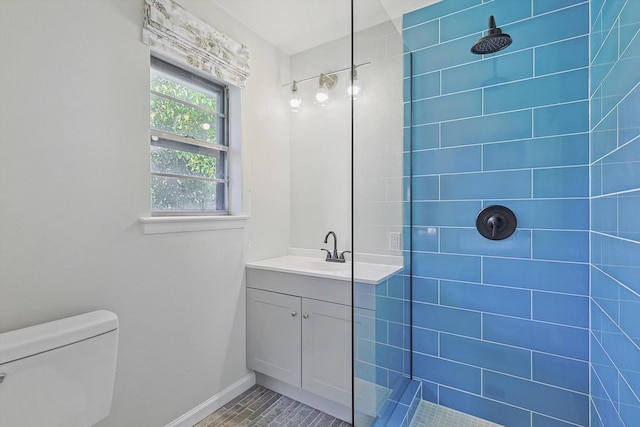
(322, 231), (351, 263)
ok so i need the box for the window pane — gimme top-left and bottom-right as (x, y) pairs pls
(150, 144), (226, 180)
(150, 69), (219, 113)
(150, 93), (219, 144)
(151, 175), (225, 213)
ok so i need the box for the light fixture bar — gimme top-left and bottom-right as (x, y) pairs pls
(282, 62), (371, 87)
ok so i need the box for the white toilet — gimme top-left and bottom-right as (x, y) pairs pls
(0, 310), (119, 427)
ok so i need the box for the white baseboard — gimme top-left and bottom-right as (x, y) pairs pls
(256, 373), (352, 423)
(164, 372), (256, 427)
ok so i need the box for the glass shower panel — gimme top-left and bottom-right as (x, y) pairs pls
(352, 1), (414, 425)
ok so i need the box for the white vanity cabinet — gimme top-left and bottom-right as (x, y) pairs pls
(246, 268), (352, 406)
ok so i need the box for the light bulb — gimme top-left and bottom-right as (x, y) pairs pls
(346, 66), (362, 100)
(314, 74), (330, 107)
(289, 81), (302, 112)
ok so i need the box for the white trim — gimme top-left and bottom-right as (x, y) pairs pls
(139, 215), (249, 234)
(164, 372), (255, 427)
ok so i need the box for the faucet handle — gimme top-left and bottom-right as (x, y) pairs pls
(321, 248), (332, 260)
(339, 250), (351, 260)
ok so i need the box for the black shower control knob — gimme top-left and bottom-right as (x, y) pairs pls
(476, 206), (517, 240)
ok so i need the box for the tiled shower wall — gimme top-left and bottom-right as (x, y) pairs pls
(403, 1), (591, 426)
(589, 0), (640, 426)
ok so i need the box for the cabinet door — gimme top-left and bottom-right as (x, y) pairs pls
(301, 299), (352, 404)
(247, 288), (302, 387)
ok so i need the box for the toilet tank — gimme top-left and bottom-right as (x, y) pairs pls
(0, 310), (119, 427)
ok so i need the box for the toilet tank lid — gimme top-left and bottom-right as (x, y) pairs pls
(0, 310), (118, 365)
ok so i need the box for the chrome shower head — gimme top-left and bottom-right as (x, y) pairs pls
(471, 15), (512, 54)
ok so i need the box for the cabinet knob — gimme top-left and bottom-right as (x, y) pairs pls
(303, 314), (309, 319)
(291, 311), (297, 317)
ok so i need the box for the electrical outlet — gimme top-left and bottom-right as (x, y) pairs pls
(389, 232), (402, 251)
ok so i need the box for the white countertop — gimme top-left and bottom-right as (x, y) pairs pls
(245, 255), (403, 285)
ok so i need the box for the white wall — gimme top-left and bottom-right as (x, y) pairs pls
(289, 21), (404, 256)
(0, 1), (290, 426)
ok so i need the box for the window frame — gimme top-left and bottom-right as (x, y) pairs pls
(149, 56), (230, 217)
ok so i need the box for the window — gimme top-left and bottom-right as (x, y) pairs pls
(149, 57), (229, 216)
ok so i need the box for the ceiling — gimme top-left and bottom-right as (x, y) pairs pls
(210, 0), (440, 56)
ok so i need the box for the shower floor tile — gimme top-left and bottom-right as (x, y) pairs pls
(193, 384), (351, 427)
(409, 400), (502, 427)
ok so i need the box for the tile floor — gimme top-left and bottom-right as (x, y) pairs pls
(194, 384), (501, 427)
(194, 385), (351, 427)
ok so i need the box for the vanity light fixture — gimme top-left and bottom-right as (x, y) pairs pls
(284, 62), (370, 112)
(289, 80), (302, 112)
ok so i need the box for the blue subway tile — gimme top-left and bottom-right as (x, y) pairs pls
(403, 20), (439, 52)
(408, 123), (439, 150)
(619, 190), (640, 242)
(533, 0), (586, 15)
(591, 334), (620, 404)
(533, 166), (589, 198)
(483, 371), (589, 425)
(591, 24), (619, 96)
(486, 133), (588, 171)
(618, 85), (640, 147)
(413, 302), (481, 338)
(592, 233), (640, 295)
(441, 333), (531, 378)
(413, 353), (481, 393)
(410, 70), (440, 101)
(483, 314), (589, 360)
(592, 160), (603, 196)
(375, 343), (405, 373)
(511, 4), (589, 51)
(439, 386), (531, 426)
(591, 266), (620, 323)
(413, 326), (438, 356)
(441, 280), (531, 318)
(411, 35), (482, 75)
(534, 101), (589, 137)
(442, 50), (533, 94)
(484, 257), (589, 294)
(412, 277), (438, 304)
(601, 36), (640, 114)
(591, 111), (618, 163)
(411, 175), (439, 201)
(412, 226), (439, 252)
(602, 138), (640, 195)
(532, 230), (590, 262)
(413, 90), (482, 125)
(533, 291), (589, 327)
(442, 110), (532, 148)
(620, 286), (640, 349)
(441, 227), (531, 258)
(413, 145), (481, 175)
(532, 352), (589, 394)
(485, 69), (588, 114)
(532, 413), (583, 427)
(413, 201), (481, 226)
(413, 252), (481, 282)
(484, 198), (589, 230)
(376, 295), (405, 324)
(441, 170), (531, 199)
(535, 36), (589, 76)
(620, 0), (640, 53)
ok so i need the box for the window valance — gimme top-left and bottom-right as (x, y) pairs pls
(143, 0), (250, 88)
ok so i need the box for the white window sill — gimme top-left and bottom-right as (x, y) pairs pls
(139, 215), (249, 234)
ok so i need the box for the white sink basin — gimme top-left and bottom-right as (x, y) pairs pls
(294, 260), (351, 272)
(246, 255), (403, 285)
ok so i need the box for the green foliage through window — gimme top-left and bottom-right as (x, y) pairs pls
(150, 58), (227, 214)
